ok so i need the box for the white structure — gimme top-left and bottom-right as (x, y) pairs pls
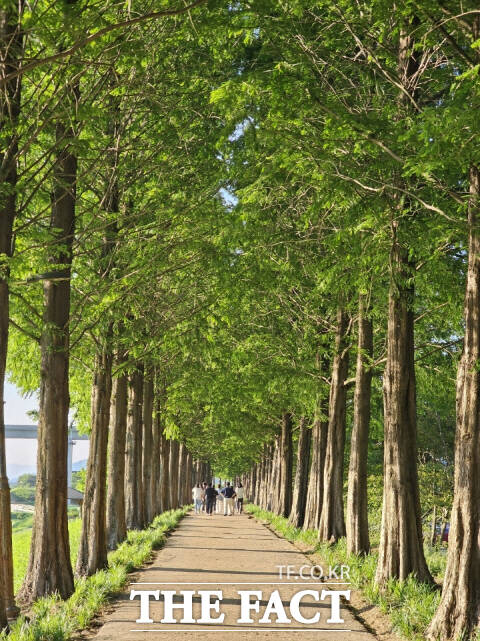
(5, 424), (89, 488)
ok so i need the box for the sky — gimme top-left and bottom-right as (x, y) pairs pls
(5, 381), (89, 467)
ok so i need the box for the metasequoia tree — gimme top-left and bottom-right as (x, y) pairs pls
(318, 308), (350, 543)
(0, 0), (22, 621)
(375, 18), (432, 585)
(143, 371), (154, 523)
(288, 417), (311, 528)
(20, 2), (80, 596)
(106, 352), (128, 549)
(427, 168), (480, 638)
(346, 295), (373, 555)
(125, 366), (145, 529)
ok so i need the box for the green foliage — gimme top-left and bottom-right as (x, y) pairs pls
(71, 470), (86, 493)
(14, 475), (36, 488)
(10, 487), (35, 506)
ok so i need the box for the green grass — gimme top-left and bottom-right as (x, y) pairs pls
(3, 508), (188, 641)
(11, 513), (34, 534)
(12, 519), (83, 593)
(245, 504), (446, 641)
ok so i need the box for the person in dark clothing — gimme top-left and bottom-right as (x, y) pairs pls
(221, 481), (236, 516)
(205, 483), (218, 515)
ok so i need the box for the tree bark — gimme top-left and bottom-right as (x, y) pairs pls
(184, 451), (193, 505)
(0, 1), (22, 620)
(278, 413), (293, 518)
(177, 443), (187, 506)
(268, 437), (280, 512)
(346, 296), (372, 555)
(375, 225), (432, 583)
(169, 440), (180, 510)
(151, 390), (161, 516)
(375, 16), (432, 588)
(429, 505), (437, 547)
(319, 308), (350, 543)
(106, 355), (128, 550)
(19, 89), (78, 601)
(142, 372), (154, 523)
(303, 350), (330, 533)
(76, 348), (112, 575)
(160, 436), (170, 511)
(125, 367), (145, 529)
(427, 165), (480, 639)
(288, 417), (311, 528)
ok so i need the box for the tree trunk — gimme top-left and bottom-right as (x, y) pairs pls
(19, 103), (78, 603)
(0, 2), (22, 619)
(160, 436), (170, 511)
(169, 440), (180, 510)
(288, 417), (311, 527)
(151, 391), (161, 516)
(375, 230), (432, 583)
(346, 296), (372, 555)
(303, 350), (330, 533)
(106, 356), (128, 550)
(177, 443), (187, 506)
(319, 308), (350, 543)
(268, 437), (280, 512)
(125, 367), (145, 529)
(429, 505), (437, 547)
(185, 451), (193, 505)
(427, 165), (480, 639)
(76, 348), (112, 575)
(142, 372), (154, 524)
(376, 17), (432, 587)
(278, 413), (293, 518)
(263, 444), (273, 510)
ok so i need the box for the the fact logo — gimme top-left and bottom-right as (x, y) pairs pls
(130, 588), (351, 626)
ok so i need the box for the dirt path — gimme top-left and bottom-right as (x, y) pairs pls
(93, 512), (376, 640)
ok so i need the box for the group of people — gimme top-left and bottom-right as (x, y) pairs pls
(192, 481), (244, 516)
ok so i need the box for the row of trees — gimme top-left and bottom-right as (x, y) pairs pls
(0, 0), (220, 628)
(0, 1), (479, 640)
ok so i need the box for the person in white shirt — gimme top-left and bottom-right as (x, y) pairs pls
(235, 483), (245, 514)
(192, 484), (203, 514)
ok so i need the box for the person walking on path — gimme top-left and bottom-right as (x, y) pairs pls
(192, 484), (203, 514)
(205, 483), (218, 515)
(216, 483), (224, 514)
(221, 482), (236, 516)
(235, 482), (244, 514)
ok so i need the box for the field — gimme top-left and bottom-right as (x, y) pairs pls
(12, 517), (82, 593)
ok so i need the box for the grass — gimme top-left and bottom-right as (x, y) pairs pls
(12, 519), (83, 593)
(245, 504), (446, 641)
(3, 507), (188, 641)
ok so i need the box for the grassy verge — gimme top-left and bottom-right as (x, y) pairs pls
(245, 504), (445, 641)
(3, 507), (189, 641)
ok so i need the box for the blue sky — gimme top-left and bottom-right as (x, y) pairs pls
(5, 382), (89, 467)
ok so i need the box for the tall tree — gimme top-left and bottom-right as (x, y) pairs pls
(0, 0), (22, 620)
(427, 166), (480, 639)
(125, 366), (145, 529)
(19, 3), (80, 594)
(288, 417), (311, 528)
(376, 18), (432, 585)
(76, 346), (112, 575)
(106, 353), (128, 549)
(318, 308), (350, 543)
(142, 371), (154, 523)
(346, 295), (373, 555)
